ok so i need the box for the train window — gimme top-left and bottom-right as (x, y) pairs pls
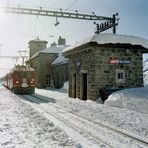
(14, 71), (34, 79)
(23, 72), (34, 78)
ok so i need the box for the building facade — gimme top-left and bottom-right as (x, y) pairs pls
(28, 53), (58, 88)
(52, 58), (69, 88)
(28, 37), (48, 58)
(63, 33), (148, 101)
(27, 37), (69, 88)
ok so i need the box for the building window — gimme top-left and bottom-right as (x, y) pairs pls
(115, 69), (125, 83)
(118, 73), (123, 80)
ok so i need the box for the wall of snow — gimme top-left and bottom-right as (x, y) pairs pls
(143, 59), (148, 85)
(61, 81), (69, 92)
(105, 87), (148, 114)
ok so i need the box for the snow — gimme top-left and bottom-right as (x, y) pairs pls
(144, 59), (148, 85)
(62, 33), (148, 54)
(0, 85), (76, 148)
(105, 86), (148, 114)
(52, 53), (69, 66)
(31, 45), (70, 60)
(105, 61), (148, 113)
(10, 65), (35, 72)
(60, 81), (69, 92)
(34, 87), (148, 143)
(0, 82), (148, 147)
(144, 59), (148, 71)
(144, 71), (148, 85)
(29, 38), (48, 43)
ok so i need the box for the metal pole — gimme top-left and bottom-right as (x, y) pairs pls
(112, 14), (116, 34)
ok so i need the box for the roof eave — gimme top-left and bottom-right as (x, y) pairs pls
(63, 42), (148, 56)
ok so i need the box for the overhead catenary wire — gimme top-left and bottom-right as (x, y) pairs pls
(1, 2), (117, 37)
(65, 0), (78, 11)
(49, 0), (78, 26)
(34, 15), (39, 38)
(49, 0), (59, 8)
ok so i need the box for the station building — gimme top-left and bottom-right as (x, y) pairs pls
(27, 36), (69, 88)
(52, 53), (69, 88)
(62, 33), (148, 101)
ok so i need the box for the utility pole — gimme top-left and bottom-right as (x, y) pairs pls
(94, 13), (119, 34)
(112, 13), (117, 34)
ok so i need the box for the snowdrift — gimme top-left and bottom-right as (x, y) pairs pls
(105, 86), (148, 114)
(61, 81), (69, 92)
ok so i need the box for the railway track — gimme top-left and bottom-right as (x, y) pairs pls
(21, 94), (148, 148)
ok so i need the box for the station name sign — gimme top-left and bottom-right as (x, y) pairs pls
(107, 57), (131, 64)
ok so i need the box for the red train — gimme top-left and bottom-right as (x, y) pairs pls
(1, 65), (36, 94)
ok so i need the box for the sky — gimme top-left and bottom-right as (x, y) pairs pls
(0, 0), (148, 76)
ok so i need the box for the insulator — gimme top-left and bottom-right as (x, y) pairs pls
(101, 23), (104, 30)
(104, 22), (107, 28)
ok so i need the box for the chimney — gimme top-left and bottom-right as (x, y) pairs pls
(58, 36), (66, 46)
(50, 41), (57, 47)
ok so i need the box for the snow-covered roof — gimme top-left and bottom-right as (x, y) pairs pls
(52, 53), (69, 66)
(28, 38), (48, 44)
(10, 65), (35, 72)
(30, 45), (69, 60)
(63, 33), (148, 55)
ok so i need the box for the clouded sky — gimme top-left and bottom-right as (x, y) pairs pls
(0, 0), (148, 76)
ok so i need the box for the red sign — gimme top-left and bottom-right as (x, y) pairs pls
(107, 57), (118, 64)
(107, 57), (131, 64)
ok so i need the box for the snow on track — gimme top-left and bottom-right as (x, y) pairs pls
(22, 95), (109, 148)
(22, 94), (148, 148)
(35, 88), (148, 141)
(0, 85), (77, 148)
(1, 85), (148, 148)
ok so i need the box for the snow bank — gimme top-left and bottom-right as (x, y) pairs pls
(144, 59), (148, 85)
(61, 81), (69, 92)
(35, 88), (148, 140)
(144, 72), (148, 85)
(105, 87), (148, 114)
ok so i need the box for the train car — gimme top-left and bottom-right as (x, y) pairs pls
(2, 65), (36, 94)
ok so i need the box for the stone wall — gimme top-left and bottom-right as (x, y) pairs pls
(28, 54), (58, 88)
(52, 64), (68, 88)
(28, 40), (48, 58)
(68, 46), (143, 101)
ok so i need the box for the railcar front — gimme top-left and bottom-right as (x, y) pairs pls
(10, 66), (36, 94)
(13, 69), (35, 94)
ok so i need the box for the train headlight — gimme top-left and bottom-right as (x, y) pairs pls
(15, 81), (19, 84)
(30, 79), (35, 84)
